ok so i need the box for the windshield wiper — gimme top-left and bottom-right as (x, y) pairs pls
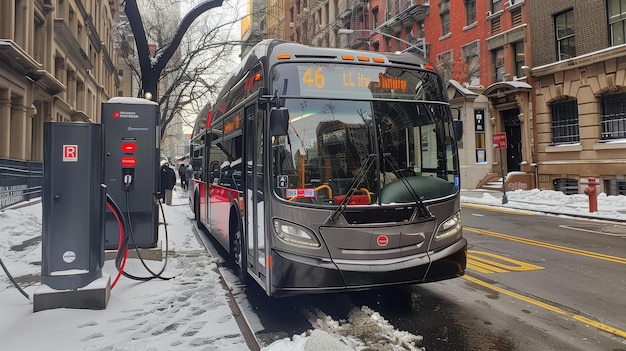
(325, 154), (376, 224)
(382, 153), (431, 219)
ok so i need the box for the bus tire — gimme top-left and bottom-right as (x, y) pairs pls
(231, 217), (247, 284)
(194, 193), (202, 230)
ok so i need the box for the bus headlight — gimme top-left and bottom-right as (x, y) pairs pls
(435, 211), (462, 241)
(273, 219), (321, 248)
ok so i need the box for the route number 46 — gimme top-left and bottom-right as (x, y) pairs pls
(302, 67), (325, 89)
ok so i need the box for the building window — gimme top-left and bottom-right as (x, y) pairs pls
(491, 16), (501, 34)
(493, 48), (504, 81)
(372, 7), (379, 28)
(442, 12), (450, 35)
(550, 98), (580, 144)
(475, 109), (487, 163)
(555, 10), (575, 60)
(608, 0), (626, 45)
(601, 92), (626, 140)
(510, 7), (522, 26)
(465, 0), (476, 25)
(34, 12), (46, 63)
(462, 41), (480, 86)
(514, 42), (525, 78)
(436, 50), (453, 82)
(491, 0), (502, 13)
(439, 0), (450, 36)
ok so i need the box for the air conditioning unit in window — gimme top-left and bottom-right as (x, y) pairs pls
(289, 22), (295, 28)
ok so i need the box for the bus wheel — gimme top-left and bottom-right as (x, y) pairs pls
(232, 222), (247, 284)
(194, 193), (202, 230)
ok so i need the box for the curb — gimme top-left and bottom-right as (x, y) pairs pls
(461, 201), (626, 223)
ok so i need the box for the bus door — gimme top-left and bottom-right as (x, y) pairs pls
(244, 99), (267, 287)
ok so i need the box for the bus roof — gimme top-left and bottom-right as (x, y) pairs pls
(216, 39), (435, 103)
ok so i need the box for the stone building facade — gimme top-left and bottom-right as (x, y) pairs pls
(529, 0), (626, 195)
(0, 0), (121, 163)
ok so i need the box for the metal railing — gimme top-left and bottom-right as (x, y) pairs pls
(0, 158), (43, 210)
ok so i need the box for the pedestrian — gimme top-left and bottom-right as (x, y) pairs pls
(178, 163), (188, 190)
(185, 164), (193, 190)
(160, 161), (176, 205)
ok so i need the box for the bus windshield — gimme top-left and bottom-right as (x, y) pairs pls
(271, 97), (459, 207)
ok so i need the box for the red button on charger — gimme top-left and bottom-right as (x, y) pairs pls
(121, 157), (136, 167)
(121, 143), (137, 153)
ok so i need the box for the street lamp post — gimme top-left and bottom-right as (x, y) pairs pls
(337, 28), (426, 57)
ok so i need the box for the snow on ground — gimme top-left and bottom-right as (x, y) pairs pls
(1, 188), (625, 350)
(461, 188), (626, 221)
(0, 190), (428, 351)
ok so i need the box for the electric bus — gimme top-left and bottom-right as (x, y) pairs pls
(189, 39), (466, 297)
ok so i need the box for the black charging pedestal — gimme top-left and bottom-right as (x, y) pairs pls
(34, 121), (110, 312)
(102, 97), (160, 251)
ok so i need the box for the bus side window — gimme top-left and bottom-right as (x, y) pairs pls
(210, 161), (220, 183)
(192, 157), (203, 180)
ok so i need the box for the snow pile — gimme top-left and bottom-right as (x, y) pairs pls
(265, 306), (424, 351)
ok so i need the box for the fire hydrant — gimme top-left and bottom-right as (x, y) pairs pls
(583, 177), (599, 213)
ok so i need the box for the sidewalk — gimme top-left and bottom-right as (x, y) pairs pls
(0, 188), (251, 350)
(460, 188), (626, 222)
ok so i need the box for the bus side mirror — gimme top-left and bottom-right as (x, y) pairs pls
(270, 108), (289, 136)
(453, 120), (463, 142)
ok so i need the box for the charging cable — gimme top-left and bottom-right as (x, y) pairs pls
(107, 185), (175, 287)
(0, 256), (30, 299)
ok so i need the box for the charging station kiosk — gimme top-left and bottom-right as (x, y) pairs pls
(102, 97), (160, 250)
(35, 121), (110, 312)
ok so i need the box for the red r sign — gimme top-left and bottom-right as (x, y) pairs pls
(63, 145), (78, 162)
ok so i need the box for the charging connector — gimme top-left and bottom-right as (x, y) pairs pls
(122, 168), (134, 191)
(124, 174), (132, 187)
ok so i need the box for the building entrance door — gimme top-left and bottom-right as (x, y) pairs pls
(502, 108), (522, 173)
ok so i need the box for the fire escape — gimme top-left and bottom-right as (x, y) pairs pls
(376, 0), (429, 55)
(343, 0), (371, 50)
(340, 0), (429, 55)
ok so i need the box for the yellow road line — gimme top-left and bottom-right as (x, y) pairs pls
(467, 261), (507, 274)
(466, 250), (544, 274)
(464, 275), (626, 339)
(467, 255), (509, 273)
(466, 262), (497, 274)
(465, 227), (626, 265)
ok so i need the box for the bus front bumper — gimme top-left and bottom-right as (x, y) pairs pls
(270, 238), (467, 297)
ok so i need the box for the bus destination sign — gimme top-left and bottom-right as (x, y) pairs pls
(297, 65), (409, 98)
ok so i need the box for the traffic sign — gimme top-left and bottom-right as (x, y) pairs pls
(492, 133), (507, 149)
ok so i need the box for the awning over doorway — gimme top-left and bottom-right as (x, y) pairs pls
(483, 81), (531, 97)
